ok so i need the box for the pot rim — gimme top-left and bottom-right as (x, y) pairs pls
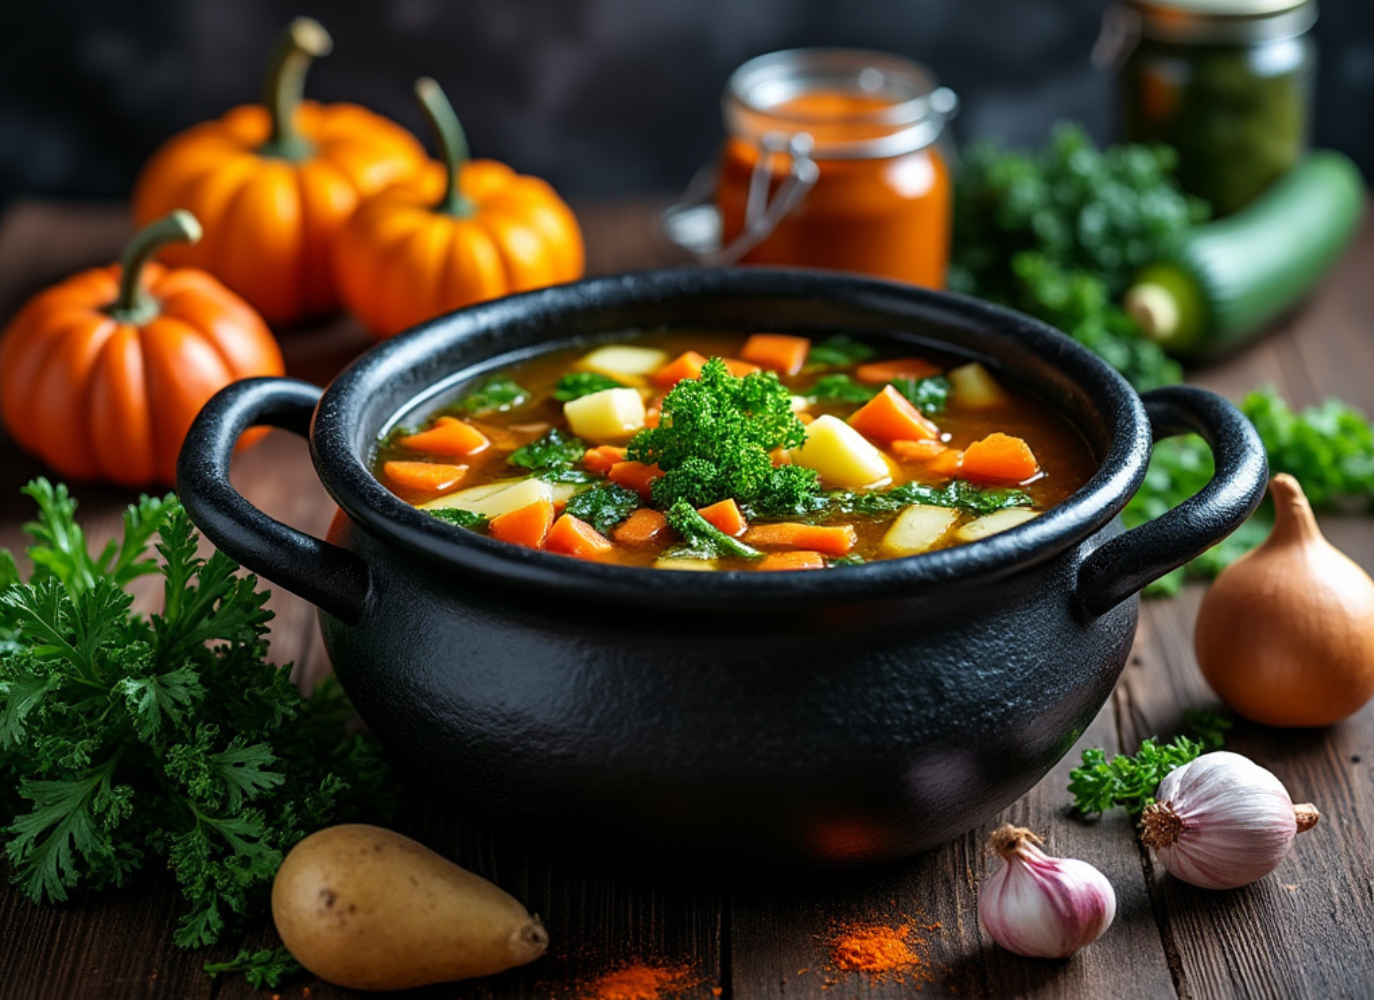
(310, 268), (1150, 607)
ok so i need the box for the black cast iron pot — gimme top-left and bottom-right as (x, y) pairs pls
(178, 268), (1267, 865)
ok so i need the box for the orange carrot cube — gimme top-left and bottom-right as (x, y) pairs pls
(614, 508), (670, 546)
(652, 351), (708, 388)
(743, 522), (857, 556)
(697, 498), (748, 537)
(398, 416), (490, 457)
(891, 439), (949, 463)
(848, 385), (940, 443)
(721, 358), (762, 378)
(854, 358), (941, 385)
(758, 551), (827, 571)
(960, 433), (1041, 484)
(545, 514), (615, 559)
(382, 461), (468, 493)
(607, 461), (663, 500)
(924, 448), (964, 478)
(583, 445), (627, 476)
(488, 498), (554, 549)
(740, 334), (810, 376)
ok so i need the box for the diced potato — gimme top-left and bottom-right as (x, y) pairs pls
(653, 558), (718, 572)
(547, 481), (581, 506)
(792, 415), (891, 489)
(564, 387), (646, 442)
(576, 345), (669, 383)
(420, 478), (554, 518)
(955, 508), (1039, 542)
(880, 504), (959, 557)
(948, 362), (1009, 409)
(419, 478), (522, 509)
(789, 395), (810, 413)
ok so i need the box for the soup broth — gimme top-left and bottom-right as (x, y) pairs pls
(373, 331), (1096, 571)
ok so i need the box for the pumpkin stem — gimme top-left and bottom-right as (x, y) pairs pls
(110, 211), (203, 323)
(415, 77), (476, 217)
(260, 17), (332, 160)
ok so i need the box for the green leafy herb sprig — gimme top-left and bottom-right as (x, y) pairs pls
(0, 480), (393, 950)
(1068, 710), (1231, 817)
(203, 945), (302, 989)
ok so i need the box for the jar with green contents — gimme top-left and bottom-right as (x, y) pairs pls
(1100, 0), (1317, 216)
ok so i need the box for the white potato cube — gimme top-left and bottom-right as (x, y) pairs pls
(419, 478), (521, 508)
(880, 504), (959, 557)
(955, 508), (1039, 542)
(564, 387), (646, 442)
(792, 415), (891, 489)
(420, 477), (553, 518)
(948, 362), (1009, 409)
(576, 345), (669, 383)
(789, 395), (810, 413)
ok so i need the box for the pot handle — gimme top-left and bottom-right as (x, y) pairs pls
(1076, 385), (1268, 618)
(177, 377), (371, 625)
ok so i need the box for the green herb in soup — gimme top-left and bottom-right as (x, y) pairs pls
(373, 332), (1096, 570)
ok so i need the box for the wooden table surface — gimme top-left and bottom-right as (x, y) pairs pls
(1, 198), (1372, 1000)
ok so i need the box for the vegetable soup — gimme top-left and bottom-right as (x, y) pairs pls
(373, 332), (1096, 571)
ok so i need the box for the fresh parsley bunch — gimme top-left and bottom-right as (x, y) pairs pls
(1068, 710), (1231, 816)
(0, 480), (392, 949)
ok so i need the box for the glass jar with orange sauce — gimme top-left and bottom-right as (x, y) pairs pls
(701, 49), (957, 289)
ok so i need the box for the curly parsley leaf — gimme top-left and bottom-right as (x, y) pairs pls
(824, 481), (1034, 518)
(565, 483), (641, 535)
(663, 500), (763, 561)
(0, 479), (393, 954)
(808, 375), (877, 405)
(1067, 711), (1230, 816)
(508, 429), (592, 485)
(204, 945), (303, 989)
(808, 335), (876, 368)
(454, 376), (531, 416)
(426, 508), (489, 531)
(552, 372), (624, 401)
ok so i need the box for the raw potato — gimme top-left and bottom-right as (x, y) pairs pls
(956, 508), (1039, 542)
(564, 387), (646, 442)
(576, 345), (669, 382)
(948, 362), (1009, 409)
(881, 504), (959, 557)
(272, 824), (548, 991)
(422, 478), (553, 517)
(792, 414), (891, 489)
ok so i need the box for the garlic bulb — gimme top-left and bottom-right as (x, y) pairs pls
(979, 825), (1116, 959)
(1141, 751), (1319, 890)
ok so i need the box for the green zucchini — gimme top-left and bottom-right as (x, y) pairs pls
(1124, 151), (1365, 359)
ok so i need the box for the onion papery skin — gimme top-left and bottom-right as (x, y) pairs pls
(1145, 752), (1301, 890)
(979, 835), (1116, 959)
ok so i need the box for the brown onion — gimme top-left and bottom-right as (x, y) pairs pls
(1195, 473), (1374, 727)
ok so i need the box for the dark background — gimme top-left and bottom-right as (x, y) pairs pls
(2, 0), (1371, 205)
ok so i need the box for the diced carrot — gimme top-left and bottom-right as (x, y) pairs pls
(797, 412), (815, 425)
(382, 461), (468, 493)
(855, 358), (941, 384)
(583, 445), (627, 475)
(740, 334), (810, 376)
(697, 498), (748, 537)
(848, 385), (940, 443)
(488, 498), (554, 549)
(614, 508), (670, 546)
(722, 358), (762, 378)
(891, 439), (949, 463)
(960, 432), (1041, 484)
(608, 461), (663, 500)
(743, 522), (857, 556)
(644, 397), (663, 428)
(924, 448), (964, 478)
(652, 351), (708, 388)
(545, 514), (615, 559)
(398, 416), (490, 457)
(758, 550), (827, 572)
(769, 446), (793, 467)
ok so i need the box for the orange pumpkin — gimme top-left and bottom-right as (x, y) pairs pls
(0, 211), (285, 486)
(132, 19), (426, 325)
(333, 78), (584, 339)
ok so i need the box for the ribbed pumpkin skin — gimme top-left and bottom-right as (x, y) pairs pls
(333, 159), (585, 339)
(0, 263), (284, 486)
(132, 102), (426, 325)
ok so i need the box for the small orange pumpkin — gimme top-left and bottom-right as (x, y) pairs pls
(333, 78), (584, 339)
(0, 211), (285, 486)
(132, 19), (426, 325)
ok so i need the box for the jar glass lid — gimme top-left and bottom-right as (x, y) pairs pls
(1124, 0), (1317, 44)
